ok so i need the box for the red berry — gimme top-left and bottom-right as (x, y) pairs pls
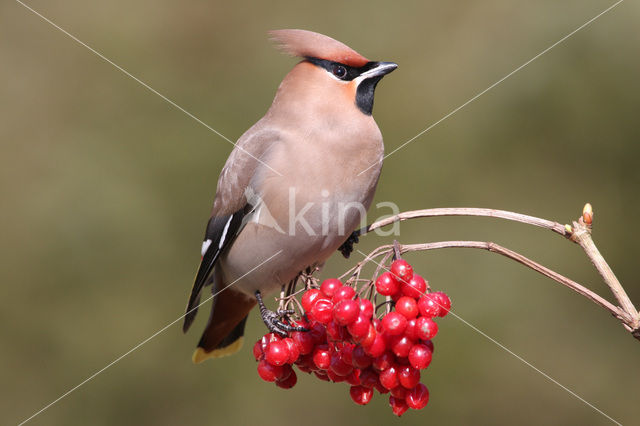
(417, 293), (440, 317)
(252, 339), (264, 361)
(280, 364), (294, 381)
(265, 340), (290, 366)
(372, 318), (383, 333)
(405, 383), (429, 409)
(333, 299), (360, 325)
(308, 321), (327, 343)
(402, 273), (427, 298)
(389, 335), (414, 358)
(296, 362), (313, 374)
(390, 259), (413, 283)
(259, 333), (279, 352)
(379, 365), (399, 389)
(314, 371), (330, 381)
(374, 380), (390, 394)
(364, 333), (386, 357)
(291, 331), (314, 355)
(360, 324), (377, 347)
(396, 356), (410, 365)
(333, 286), (356, 303)
(257, 359), (283, 382)
(389, 395), (409, 417)
(283, 337), (300, 364)
(375, 272), (400, 296)
(275, 369), (297, 389)
(408, 344), (433, 370)
(381, 312), (407, 336)
(347, 314), (370, 340)
(301, 288), (323, 313)
(424, 339), (434, 353)
(327, 369), (347, 382)
(373, 351), (395, 371)
(346, 369), (361, 385)
(350, 385), (374, 405)
(352, 346), (373, 369)
(310, 298), (334, 324)
(294, 353), (314, 372)
(395, 296), (419, 319)
(312, 345), (331, 370)
(330, 353), (353, 376)
(415, 316), (438, 340)
(404, 318), (418, 340)
(391, 291), (403, 303)
(340, 344), (355, 366)
(326, 320), (348, 341)
(398, 365), (420, 389)
(358, 298), (374, 319)
(434, 291), (451, 317)
(359, 367), (379, 388)
(320, 278), (342, 298)
(390, 386), (407, 399)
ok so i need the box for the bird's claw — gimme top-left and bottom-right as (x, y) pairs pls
(262, 310), (307, 337)
(255, 291), (308, 337)
(338, 231), (360, 258)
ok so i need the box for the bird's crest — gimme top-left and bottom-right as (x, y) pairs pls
(269, 29), (369, 67)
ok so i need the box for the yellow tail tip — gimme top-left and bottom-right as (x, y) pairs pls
(192, 337), (244, 364)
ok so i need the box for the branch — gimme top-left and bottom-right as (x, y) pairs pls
(352, 205), (640, 340)
(357, 207), (570, 238)
(569, 205), (640, 331)
(390, 241), (630, 322)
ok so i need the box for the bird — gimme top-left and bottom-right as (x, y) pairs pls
(183, 29), (397, 364)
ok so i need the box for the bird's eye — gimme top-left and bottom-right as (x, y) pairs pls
(332, 65), (347, 79)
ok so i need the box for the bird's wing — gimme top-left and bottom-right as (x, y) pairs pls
(182, 212), (247, 332)
(182, 125), (280, 332)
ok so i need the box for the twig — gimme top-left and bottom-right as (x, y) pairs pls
(392, 240), (402, 260)
(569, 207), (639, 330)
(353, 205), (640, 340)
(394, 241), (628, 322)
(357, 207), (570, 238)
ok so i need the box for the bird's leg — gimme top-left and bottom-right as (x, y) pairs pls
(255, 290), (307, 337)
(338, 231), (360, 258)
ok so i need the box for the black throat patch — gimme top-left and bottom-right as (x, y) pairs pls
(305, 57), (384, 116)
(355, 76), (382, 115)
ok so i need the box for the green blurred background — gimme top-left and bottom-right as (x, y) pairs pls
(2, 0), (639, 424)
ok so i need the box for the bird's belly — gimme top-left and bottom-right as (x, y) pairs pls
(218, 209), (359, 297)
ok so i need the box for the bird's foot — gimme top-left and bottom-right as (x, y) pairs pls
(338, 231), (360, 259)
(255, 290), (308, 337)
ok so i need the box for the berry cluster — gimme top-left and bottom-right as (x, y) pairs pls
(253, 259), (451, 417)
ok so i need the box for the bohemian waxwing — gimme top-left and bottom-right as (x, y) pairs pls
(183, 29), (397, 363)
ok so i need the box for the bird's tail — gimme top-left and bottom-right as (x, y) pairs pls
(192, 273), (256, 364)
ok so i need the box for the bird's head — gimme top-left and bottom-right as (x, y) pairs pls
(269, 29), (397, 116)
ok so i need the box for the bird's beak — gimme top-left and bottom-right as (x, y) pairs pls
(360, 62), (398, 79)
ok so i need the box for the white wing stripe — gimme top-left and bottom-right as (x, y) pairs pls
(200, 239), (212, 257)
(218, 215), (234, 249)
